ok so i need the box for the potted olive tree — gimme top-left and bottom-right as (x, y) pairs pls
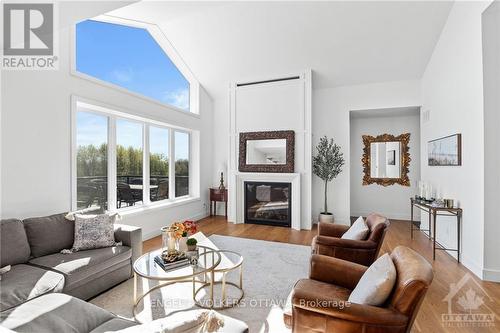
(313, 136), (345, 223)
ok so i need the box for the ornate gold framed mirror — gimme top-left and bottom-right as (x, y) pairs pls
(362, 133), (411, 186)
(239, 130), (295, 173)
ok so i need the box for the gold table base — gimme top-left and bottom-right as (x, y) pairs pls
(194, 281), (244, 310)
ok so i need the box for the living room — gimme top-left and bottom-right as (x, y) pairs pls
(1, 1), (499, 332)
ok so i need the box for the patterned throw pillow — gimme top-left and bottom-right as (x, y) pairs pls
(71, 213), (118, 252)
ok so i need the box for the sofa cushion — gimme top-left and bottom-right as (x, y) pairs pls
(0, 293), (115, 333)
(0, 219), (31, 266)
(0, 264), (64, 311)
(113, 310), (249, 333)
(29, 245), (131, 291)
(23, 213), (74, 257)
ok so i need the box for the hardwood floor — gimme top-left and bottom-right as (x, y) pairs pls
(143, 216), (500, 332)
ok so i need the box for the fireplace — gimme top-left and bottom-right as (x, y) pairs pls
(244, 181), (291, 227)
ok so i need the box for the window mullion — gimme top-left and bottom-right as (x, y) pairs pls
(143, 124), (150, 206)
(108, 116), (117, 212)
(169, 129), (175, 199)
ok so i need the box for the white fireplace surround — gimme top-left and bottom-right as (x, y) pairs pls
(235, 172), (301, 230)
(227, 71), (312, 230)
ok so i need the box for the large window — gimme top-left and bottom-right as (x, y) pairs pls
(73, 102), (193, 212)
(76, 112), (108, 211)
(76, 20), (191, 112)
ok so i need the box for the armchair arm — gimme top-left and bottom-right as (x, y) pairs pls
(318, 223), (349, 238)
(309, 254), (367, 289)
(114, 223), (142, 264)
(292, 294), (407, 327)
(315, 235), (377, 249)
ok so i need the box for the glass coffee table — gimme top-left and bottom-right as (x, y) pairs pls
(132, 245), (221, 322)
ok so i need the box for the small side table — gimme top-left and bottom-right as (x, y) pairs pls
(410, 198), (462, 262)
(210, 188), (228, 218)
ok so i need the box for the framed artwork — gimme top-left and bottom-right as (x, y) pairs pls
(428, 134), (462, 166)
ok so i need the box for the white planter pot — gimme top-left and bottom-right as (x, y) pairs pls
(178, 237), (188, 252)
(319, 213), (334, 224)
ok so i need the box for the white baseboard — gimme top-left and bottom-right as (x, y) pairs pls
(482, 268), (500, 282)
(460, 255), (483, 280)
(142, 229), (162, 241)
(142, 211), (210, 241)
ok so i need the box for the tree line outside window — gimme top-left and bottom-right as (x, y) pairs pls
(75, 110), (190, 211)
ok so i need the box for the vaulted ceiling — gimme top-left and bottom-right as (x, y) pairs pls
(108, 1), (453, 97)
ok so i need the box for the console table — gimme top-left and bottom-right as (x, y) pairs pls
(210, 188), (228, 218)
(410, 198), (462, 262)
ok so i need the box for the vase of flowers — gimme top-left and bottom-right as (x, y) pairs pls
(171, 220), (198, 252)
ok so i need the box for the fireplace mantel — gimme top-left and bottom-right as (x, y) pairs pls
(233, 172), (301, 230)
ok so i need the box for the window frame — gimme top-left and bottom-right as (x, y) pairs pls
(173, 129), (191, 199)
(70, 15), (200, 116)
(71, 97), (198, 214)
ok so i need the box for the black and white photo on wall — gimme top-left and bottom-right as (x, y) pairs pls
(428, 133), (462, 166)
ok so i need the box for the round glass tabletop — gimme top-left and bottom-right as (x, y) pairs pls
(133, 245), (221, 280)
(213, 250), (243, 272)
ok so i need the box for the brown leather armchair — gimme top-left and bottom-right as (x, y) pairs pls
(289, 246), (433, 333)
(312, 213), (389, 266)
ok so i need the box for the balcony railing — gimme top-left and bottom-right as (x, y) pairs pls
(76, 175), (188, 210)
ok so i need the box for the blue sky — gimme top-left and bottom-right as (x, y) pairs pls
(76, 20), (190, 111)
(77, 112), (188, 159)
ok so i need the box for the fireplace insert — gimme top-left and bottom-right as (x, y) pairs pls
(244, 181), (291, 227)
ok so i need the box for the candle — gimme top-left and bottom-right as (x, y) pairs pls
(167, 237), (176, 252)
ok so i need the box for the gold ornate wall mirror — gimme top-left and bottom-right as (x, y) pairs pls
(362, 133), (411, 186)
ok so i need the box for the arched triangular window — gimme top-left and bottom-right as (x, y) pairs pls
(76, 20), (191, 112)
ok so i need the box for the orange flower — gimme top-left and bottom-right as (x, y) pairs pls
(171, 222), (186, 239)
(169, 220), (197, 239)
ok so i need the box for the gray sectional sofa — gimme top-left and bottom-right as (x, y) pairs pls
(0, 213), (142, 311)
(0, 214), (248, 333)
(0, 213), (142, 331)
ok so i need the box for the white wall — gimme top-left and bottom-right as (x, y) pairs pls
(0, 2), (214, 240)
(482, 0), (500, 281)
(312, 80), (421, 225)
(350, 112), (420, 220)
(227, 73), (312, 229)
(421, 1), (492, 278)
(212, 80), (421, 226)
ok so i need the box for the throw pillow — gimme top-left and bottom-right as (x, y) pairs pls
(0, 265), (11, 281)
(69, 213), (119, 252)
(114, 310), (225, 333)
(348, 253), (397, 306)
(341, 216), (369, 240)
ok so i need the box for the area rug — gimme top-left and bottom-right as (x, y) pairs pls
(90, 234), (311, 332)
